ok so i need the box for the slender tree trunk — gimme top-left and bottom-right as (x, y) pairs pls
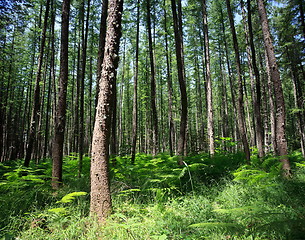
(257, 0), (291, 177)
(90, 0), (123, 222)
(24, 0), (50, 167)
(52, 0), (70, 189)
(226, 0), (251, 162)
(286, 47), (305, 157)
(164, 0), (175, 156)
(202, 0), (215, 155)
(219, 4), (238, 150)
(241, 0), (264, 157)
(131, 0), (140, 164)
(78, 0), (91, 177)
(171, 0), (188, 161)
(146, 0), (159, 156)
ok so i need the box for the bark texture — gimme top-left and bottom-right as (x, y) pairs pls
(257, 0), (291, 176)
(90, 0), (123, 222)
(51, 0), (70, 189)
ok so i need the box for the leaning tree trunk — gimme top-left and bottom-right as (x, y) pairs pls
(171, 0), (188, 162)
(257, 0), (291, 177)
(52, 0), (70, 189)
(90, 0), (123, 222)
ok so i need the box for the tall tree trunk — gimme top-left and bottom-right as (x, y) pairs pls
(202, 0), (215, 155)
(131, 0), (140, 164)
(171, 0), (188, 161)
(78, 0), (91, 177)
(52, 0), (70, 189)
(95, 0), (109, 109)
(90, 0), (123, 222)
(24, 0), (50, 167)
(257, 0), (291, 177)
(226, 0), (251, 162)
(164, 0), (175, 156)
(241, 0), (264, 157)
(146, 0), (159, 155)
(219, 3), (238, 150)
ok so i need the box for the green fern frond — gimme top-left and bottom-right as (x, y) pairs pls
(56, 191), (87, 203)
(47, 207), (67, 214)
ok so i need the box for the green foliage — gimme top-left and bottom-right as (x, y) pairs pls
(2, 152), (305, 239)
(56, 192), (87, 204)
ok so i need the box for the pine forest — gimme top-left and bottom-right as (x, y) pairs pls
(1, 0), (305, 239)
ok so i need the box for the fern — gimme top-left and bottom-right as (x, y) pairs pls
(56, 191), (87, 203)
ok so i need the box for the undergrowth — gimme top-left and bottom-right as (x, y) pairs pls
(0, 151), (305, 239)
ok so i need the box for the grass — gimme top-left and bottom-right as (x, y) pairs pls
(0, 151), (305, 239)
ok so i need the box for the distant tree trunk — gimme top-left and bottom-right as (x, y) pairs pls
(171, 0), (188, 161)
(286, 47), (305, 157)
(264, 49), (277, 153)
(24, 0), (50, 167)
(257, 0), (291, 177)
(52, 0), (70, 189)
(78, 0), (91, 177)
(146, 0), (159, 156)
(226, 0), (251, 162)
(163, 0), (175, 156)
(202, 0), (215, 155)
(131, 0), (140, 164)
(241, 0), (264, 157)
(219, 4), (238, 150)
(90, 0), (123, 222)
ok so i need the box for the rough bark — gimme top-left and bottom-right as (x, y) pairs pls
(90, 0), (123, 222)
(52, 0), (70, 189)
(257, 0), (291, 177)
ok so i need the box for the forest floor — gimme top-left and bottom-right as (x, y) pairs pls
(1, 151), (305, 240)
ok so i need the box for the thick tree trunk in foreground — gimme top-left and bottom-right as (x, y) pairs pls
(171, 0), (188, 160)
(226, 0), (251, 162)
(90, 0), (123, 222)
(52, 0), (70, 189)
(257, 0), (291, 177)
